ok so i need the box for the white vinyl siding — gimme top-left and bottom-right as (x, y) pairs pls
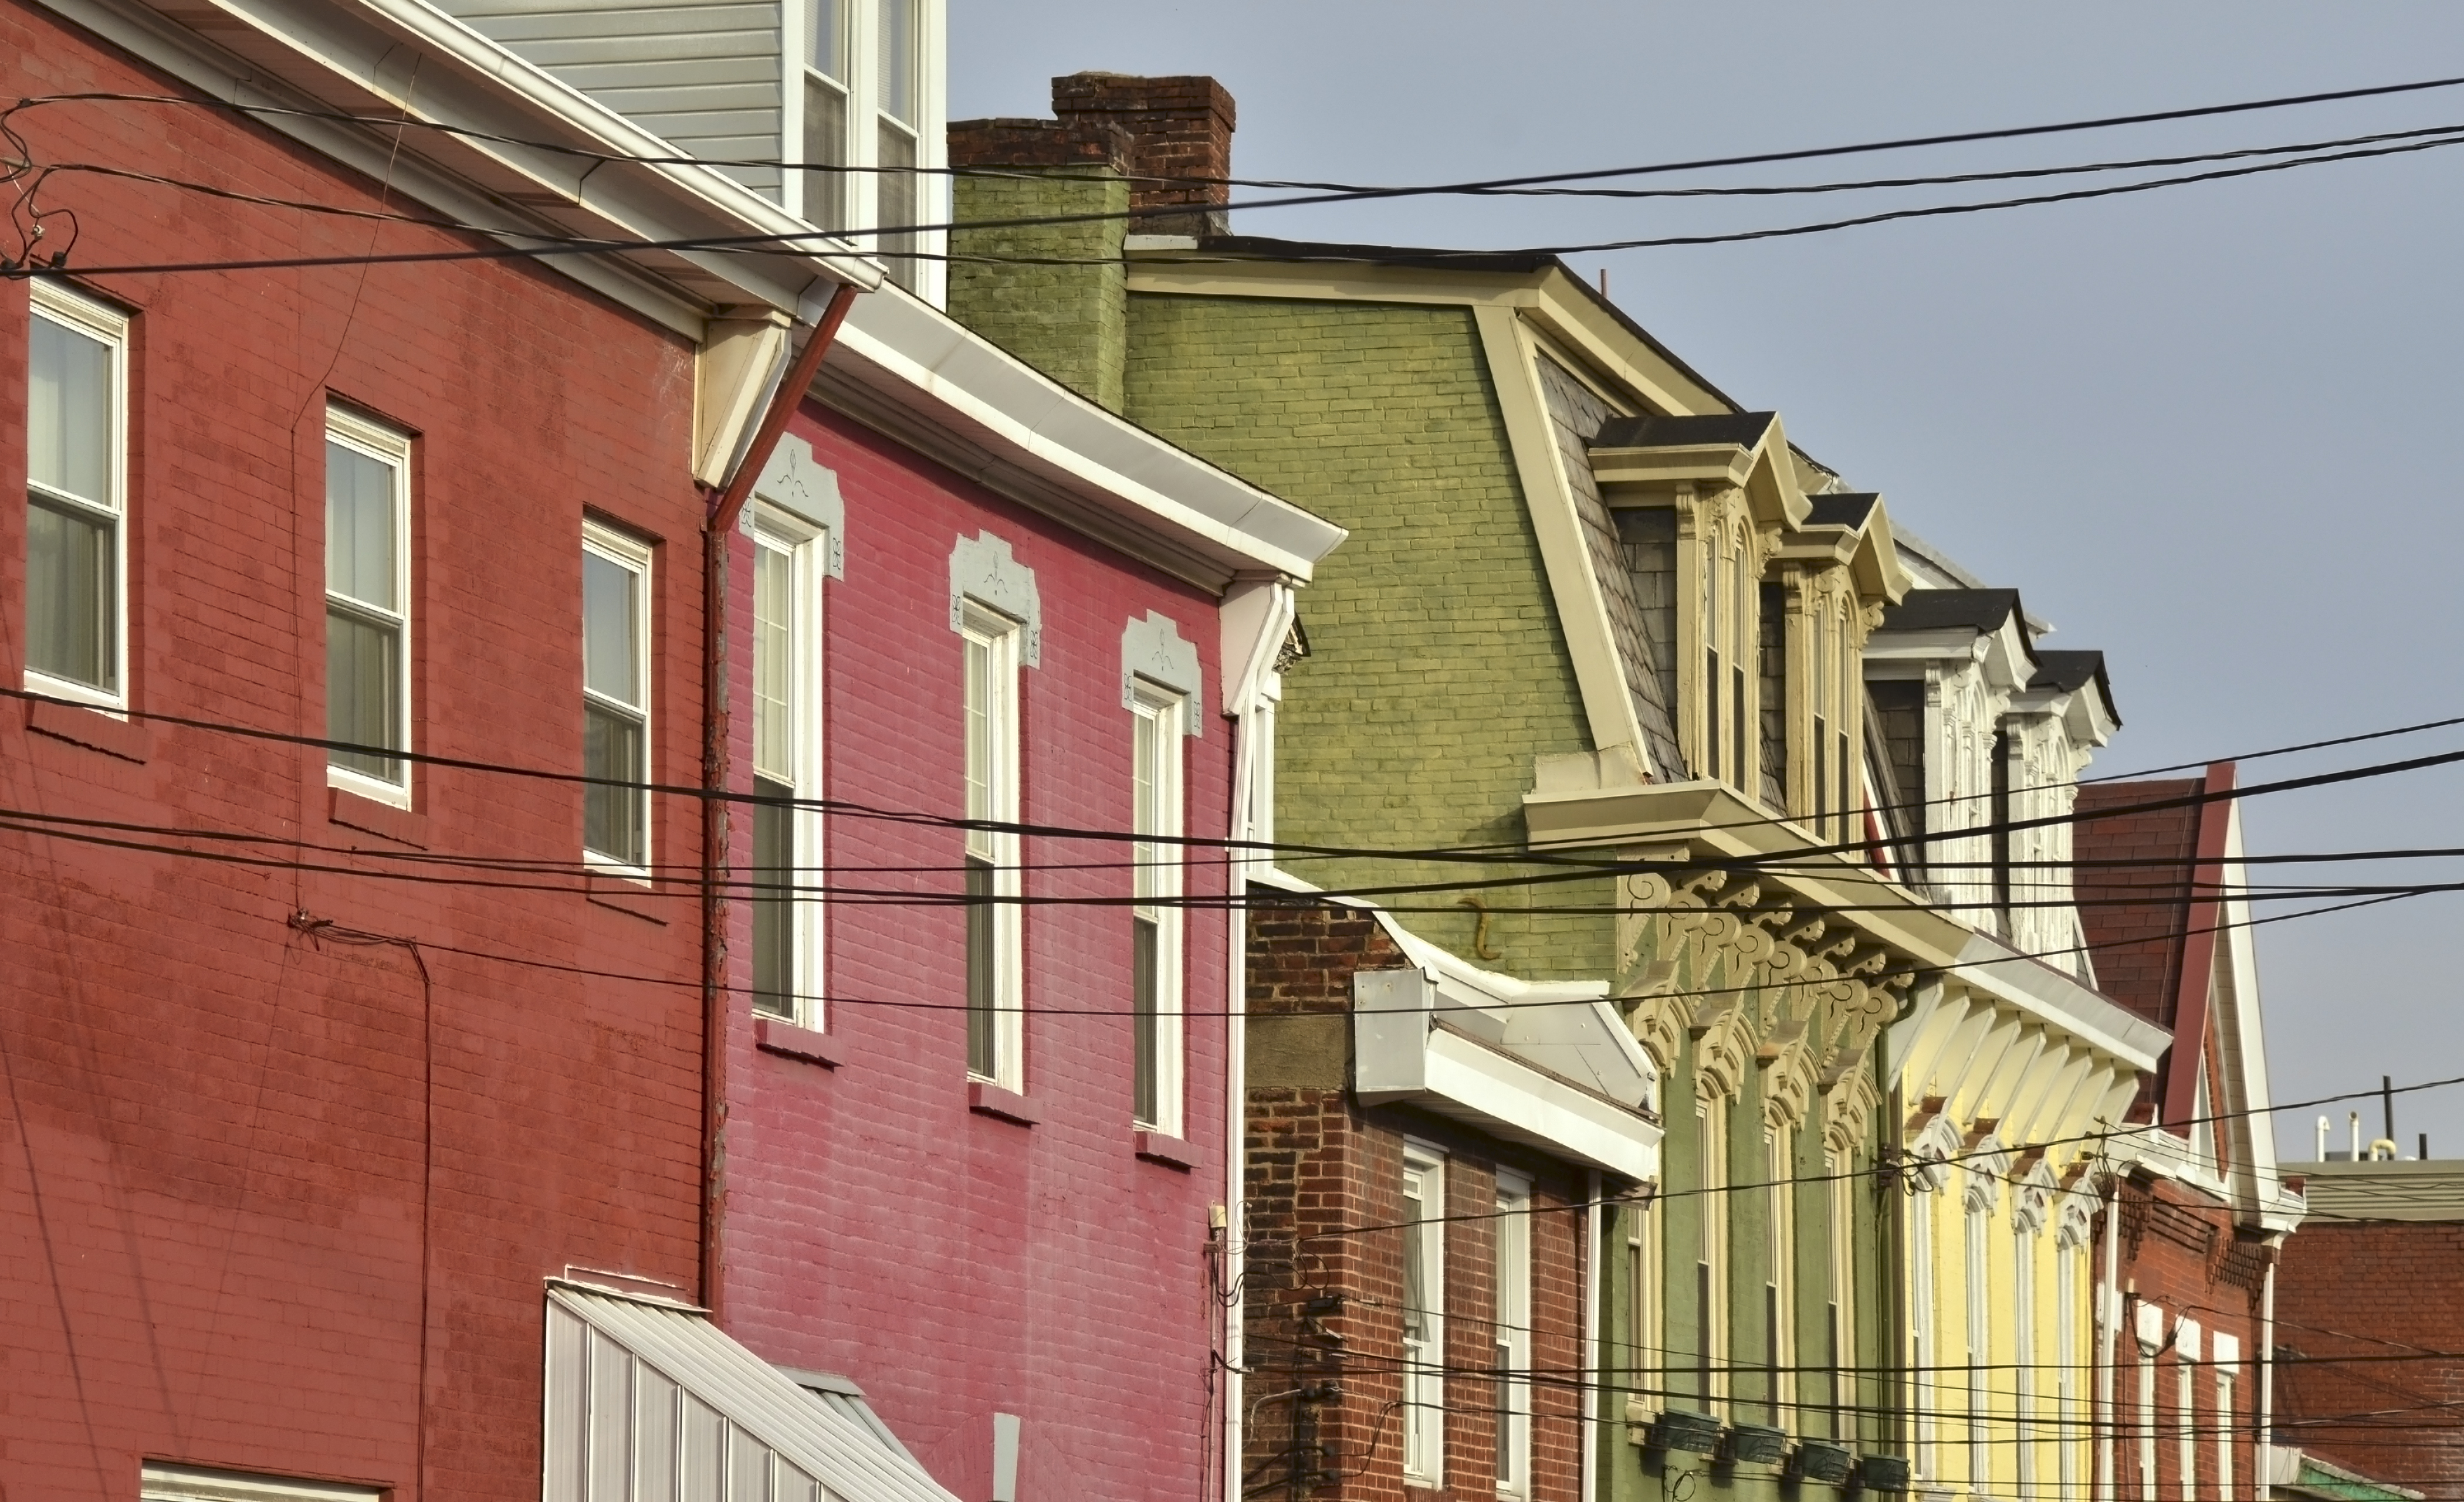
(324, 409), (412, 800)
(752, 510), (825, 1025)
(962, 601), (1021, 1088)
(1128, 680), (1183, 1133)
(1400, 1147), (1447, 1487)
(24, 283), (127, 707)
(583, 524), (653, 872)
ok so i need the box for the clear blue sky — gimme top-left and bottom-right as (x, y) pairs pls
(951, 1), (2464, 1165)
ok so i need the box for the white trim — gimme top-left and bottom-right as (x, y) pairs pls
(1122, 611), (1203, 734)
(581, 521), (654, 876)
(1129, 679), (1185, 1135)
(1494, 1169), (1533, 1497)
(322, 405), (414, 806)
(960, 601), (1023, 1090)
(752, 506), (829, 1028)
(948, 532), (1041, 666)
(754, 436), (847, 577)
(1400, 1145), (1448, 1489)
(25, 280), (130, 710)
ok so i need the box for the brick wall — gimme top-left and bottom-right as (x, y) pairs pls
(2101, 1174), (2270, 1502)
(716, 400), (1237, 1502)
(946, 123), (1132, 412)
(1243, 894), (1590, 1502)
(0, 7), (708, 1497)
(1123, 293), (1612, 980)
(2273, 1219), (2464, 1496)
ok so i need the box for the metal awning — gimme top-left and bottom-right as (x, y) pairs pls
(544, 1281), (959, 1502)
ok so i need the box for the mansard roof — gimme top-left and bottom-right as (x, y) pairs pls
(1589, 411), (1781, 450)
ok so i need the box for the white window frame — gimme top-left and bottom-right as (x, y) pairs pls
(1695, 1098), (1730, 1418)
(1627, 1190), (1660, 1427)
(1494, 1170), (1532, 1497)
(1911, 1186), (1937, 1480)
(961, 599), (1023, 1090)
(1128, 678), (1184, 1133)
(779, 0), (946, 303)
(581, 521), (654, 876)
(2014, 1222), (2037, 1494)
(1401, 1143), (1448, 1488)
(2214, 1350), (2238, 1502)
(752, 508), (827, 1027)
(1965, 1202), (1991, 1493)
(323, 406), (414, 805)
(1826, 1151), (1855, 1443)
(2057, 1237), (2082, 1497)
(1764, 1126), (1796, 1435)
(24, 281), (128, 711)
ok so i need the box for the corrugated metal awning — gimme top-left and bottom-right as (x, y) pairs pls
(544, 1281), (960, 1502)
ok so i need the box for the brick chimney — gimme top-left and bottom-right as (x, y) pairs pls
(944, 117), (1135, 411)
(1050, 73), (1236, 238)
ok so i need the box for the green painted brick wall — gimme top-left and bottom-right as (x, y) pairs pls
(1123, 292), (1611, 977)
(950, 169), (1129, 411)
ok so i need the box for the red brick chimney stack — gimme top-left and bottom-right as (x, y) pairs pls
(1050, 73), (1236, 238)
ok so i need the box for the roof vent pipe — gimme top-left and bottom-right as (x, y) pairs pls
(2350, 1111), (2362, 1162)
(2385, 1074), (2397, 1145)
(2316, 1116), (2329, 1161)
(2422, 1133), (2432, 1161)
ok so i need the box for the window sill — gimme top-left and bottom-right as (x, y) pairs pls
(329, 786), (427, 848)
(585, 874), (675, 925)
(755, 1016), (841, 1069)
(1133, 1130), (1199, 1171)
(968, 1081), (1038, 1127)
(25, 694), (148, 762)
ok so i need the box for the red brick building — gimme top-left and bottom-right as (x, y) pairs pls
(2073, 764), (2304, 1501)
(1238, 883), (1659, 1502)
(2269, 1159), (2464, 1496)
(702, 286), (1341, 1502)
(0, 0), (984, 1496)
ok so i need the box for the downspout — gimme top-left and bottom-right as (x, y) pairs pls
(1582, 1168), (1602, 1502)
(699, 282), (861, 1315)
(2096, 1167), (2121, 1499)
(1223, 579), (1295, 1502)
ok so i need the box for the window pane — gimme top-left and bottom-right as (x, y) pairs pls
(803, 75), (848, 228)
(585, 701), (646, 862)
(328, 605), (403, 781)
(28, 313), (112, 507)
(1132, 915), (1158, 1124)
(584, 551), (641, 707)
(878, 0), (915, 123)
(26, 493), (114, 689)
(963, 634), (991, 828)
(753, 775), (795, 1017)
(325, 440), (397, 611)
(876, 123), (918, 292)
(753, 542), (793, 781)
(808, 0), (840, 76)
(966, 857), (996, 1075)
(1400, 1177), (1429, 1342)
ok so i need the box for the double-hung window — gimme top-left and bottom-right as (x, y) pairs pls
(1826, 1155), (1855, 1442)
(1400, 1147), (1447, 1486)
(1694, 1099), (1729, 1416)
(25, 283), (127, 706)
(875, 0), (920, 289)
(582, 524), (652, 870)
(961, 602), (1022, 1088)
(1129, 680), (1183, 1133)
(1965, 1202), (1991, 1492)
(1765, 1127), (1796, 1432)
(1493, 1173), (1531, 1497)
(801, 0), (849, 225)
(753, 513), (825, 1023)
(2014, 1226), (2037, 1493)
(324, 409), (412, 797)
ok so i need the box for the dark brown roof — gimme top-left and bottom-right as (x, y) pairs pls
(1877, 588), (2025, 635)
(1590, 412), (1779, 450)
(1804, 492), (1880, 529)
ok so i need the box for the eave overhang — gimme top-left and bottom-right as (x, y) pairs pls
(1772, 491), (1914, 605)
(1353, 968), (1661, 1181)
(1589, 411), (1812, 530)
(33, 0), (881, 338)
(1954, 930), (2169, 1075)
(814, 284), (1347, 591)
(1521, 776), (1971, 969)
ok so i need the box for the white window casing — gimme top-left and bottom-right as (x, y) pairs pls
(1400, 1145), (1448, 1487)
(1764, 1126), (1796, 1434)
(752, 506), (828, 1027)
(1965, 1202), (1990, 1491)
(1121, 610), (1203, 735)
(948, 532), (1039, 666)
(1494, 1170), (1532, 1496)
(1128, 677), (1184, 1134)
(324, 406), (414, 803)
(582, 522), (654, 873)
(1910, 1185), (1937, 1479)
(960, 599), (1023, 1089)
(25, 281), (129, 710)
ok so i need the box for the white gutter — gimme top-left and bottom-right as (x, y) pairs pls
(819, 286), (1344, 588)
